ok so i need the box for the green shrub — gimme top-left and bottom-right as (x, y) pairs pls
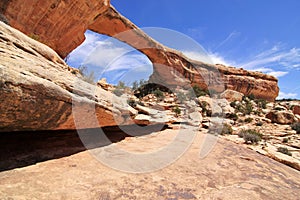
(244, 117), (253, 123)
(230, 101), (237, 108)
(238, 129), (262, 144)
(227, 113), (238, 121)
(277, 147), (292, 156)
(234, 102), (253, 115)
(243, 94), (255, 101)
(253, 110), (261, 115)
(173, 106), (181, 116)
(199, 101), (212, 117)
(283, 138), (289, 143)
(291, 122), (300, 134)
(245, 102), (253, 115)
(153, 89), (164, 100)
(189, 85), (207, 98)
(220, 124), (233, 135)
(127, 99), (137, 107)
(113, 89), (123, 97)
(255, 99), (267, 109)
(235, 104), (244, 113)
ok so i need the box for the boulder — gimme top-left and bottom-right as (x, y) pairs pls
(188, 111), (202, 126)
(134, 114), (151, 125)
(220, 89), (244, 102)
(97, 78), (113, 91)
(293, 105), (300, 115)
(266, 111), (296, 125)
(135, 104), (159, 115)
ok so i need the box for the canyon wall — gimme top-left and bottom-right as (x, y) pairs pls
(0, 0), (278, 101)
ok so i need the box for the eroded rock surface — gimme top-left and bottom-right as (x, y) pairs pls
(0, 21), (128, 132)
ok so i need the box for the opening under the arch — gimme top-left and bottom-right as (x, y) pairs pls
(66, 30), (153, 86)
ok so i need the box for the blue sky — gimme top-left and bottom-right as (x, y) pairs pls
(68, 0), (300, 99)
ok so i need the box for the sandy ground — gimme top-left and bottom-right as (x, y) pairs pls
(1, 128), (300, 199)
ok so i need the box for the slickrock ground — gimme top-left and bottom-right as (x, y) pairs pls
(1, 129), (300, 200)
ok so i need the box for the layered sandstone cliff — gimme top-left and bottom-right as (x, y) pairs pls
(0, 0), (279, 101)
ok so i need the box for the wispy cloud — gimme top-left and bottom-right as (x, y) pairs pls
(213, 31), (241, 51)
(277, 91), (298, 99)
(241, 45), (300, 70)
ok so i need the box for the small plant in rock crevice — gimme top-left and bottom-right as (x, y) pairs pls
(238, 129), (262, 144)
(113, 88), (123, 97)
(244, 117), (253, 123)
(291, 122), (300, 134)
(220, 124), (233, 135)
(173, 105), (181, 117)
(277, 147), (292, 156)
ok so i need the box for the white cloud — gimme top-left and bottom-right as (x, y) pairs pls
(207, 52), (235, 66)
(267, 71), (289, 78)
(68, 31), (106, 64)
(182, 50), (236, 66)
(241, 45), (300, 70)
(277, 91), (298, 99)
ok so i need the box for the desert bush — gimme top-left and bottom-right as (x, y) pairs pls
(291, 122), (300, 134)
(220, 124), (233, 135)
(189, 85), (208, 98)
(127, 99), (137, 107)
(227, 113), (238, 121)
(245, 102), (253, 115)
(173, 105), (181, 116)
(283, 138), (289, 143)
(243, 94), (255, 101)
(199, 101), (212, 117)
(253, 110), (261, 115)
(238, 129), (262, 144)
(255, 99), (267, 109)
(230, 101), (237, 108)
(153, 89), (164, 100)
(113, 89), (123, 97)
(244, 117), (253, 123)
(277, 147), (292, 156)
(234, 102), (253, 115)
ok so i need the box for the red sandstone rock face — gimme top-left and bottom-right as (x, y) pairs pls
(1, 0), (110, 58)
(1, 1), (279, 101)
